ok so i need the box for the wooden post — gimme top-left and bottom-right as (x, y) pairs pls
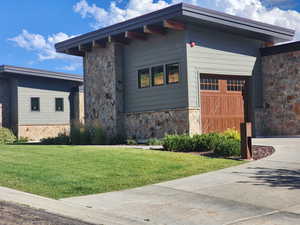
(240, 122), (252, 160)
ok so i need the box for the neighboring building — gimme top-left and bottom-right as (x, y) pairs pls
(0, 65), (83, 140)
(55, 3), (295, 139)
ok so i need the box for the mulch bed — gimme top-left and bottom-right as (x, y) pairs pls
(252, 145), (275, 160)
(188, 145), (275, 160)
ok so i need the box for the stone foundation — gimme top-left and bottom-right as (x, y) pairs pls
(256, 50), (300, 135)
(18, 124), (70, 141)
(124, 108), (201, 139)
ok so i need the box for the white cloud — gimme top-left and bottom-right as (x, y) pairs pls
(73, 0), (170, 28)
(73, 0), (300, 41)
(9, 30), (82, 71)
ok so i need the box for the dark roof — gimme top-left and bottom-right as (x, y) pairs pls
(55, 3), (295, 55)
(0, 65), (83, 83)
(260, 41), (300, 56)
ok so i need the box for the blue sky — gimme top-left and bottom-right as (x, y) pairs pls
(1, 0), (300, 75)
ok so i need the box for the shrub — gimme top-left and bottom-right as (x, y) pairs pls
(192, 133), (223, 152)
(147, 138), (163, 146)
(70, 124), (81, 145)
(214, 137), (241, 157)
(126, 139), (137, 145)
(222, 128), (240, 141)
(110, 133), (126, 145)
(70, 122), (107, 145)
(14, 136), (29, 144)
(162, 132), (241, 157)
(79, 126), (91, 145)
(162, 135), (193, 152)
(0, 128), (16, 144)
(40, 133), (70, 145)
(90, 125), (106, 145)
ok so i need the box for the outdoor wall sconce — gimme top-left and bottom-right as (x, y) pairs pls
(190, 41), (196, 47)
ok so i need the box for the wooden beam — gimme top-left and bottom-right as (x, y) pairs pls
(64, 48), (84, 57)
(125, 31), (147, 40)
(92, 40), (106, 48)
(143, 25), (166, 35)
(78, 44), (91, 52)
(163, 19), (185, 30)
(264, 41), (274, 47)
(108, 35), (129, 45)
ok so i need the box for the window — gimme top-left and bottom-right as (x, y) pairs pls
(166, 63), (179, 84)
(138, 68), (150, 88)
(227, 80), (245, 91)
(151, 65), (164, 86)
(31, 97), (40, 111)
(200, 78), (219, 90)
(55, 98), (64, 112)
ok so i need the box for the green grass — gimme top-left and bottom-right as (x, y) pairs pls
(0, 145), (244, 199)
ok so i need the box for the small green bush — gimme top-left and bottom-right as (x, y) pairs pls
(14, 136), (29, 144)
(192, 133), (223, 152)
(162, 135), (193, 152)
(40, 133), (70, 145)
(110, 133), (126, 145)
(147, 138), (163, 146)
(70, 122), (107, 145)
(70, 124), (81, 145)
(126, 139), (137, 145)
(0, 128), (16, 144)
(90, 125), (106, 145)
(222, 128), (240, 141)
(162, 132), (241, 157)
(214, 137), (241, 157)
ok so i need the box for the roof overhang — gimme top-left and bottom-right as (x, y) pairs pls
(55, 3), (295, 57)
(0, 65), (83, 83)
(260, 41), (300, 56)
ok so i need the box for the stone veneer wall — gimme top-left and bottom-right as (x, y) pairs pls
(124, 108), (201, 139)
(0, 79), (10, 128)
(255, 50), (300, 136)
(84, 42), (124, 137)
(83, 42), (202, 139)
(18, 125), (70, 141)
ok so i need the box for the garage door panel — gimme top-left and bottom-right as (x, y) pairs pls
(200, 76), (245, 133)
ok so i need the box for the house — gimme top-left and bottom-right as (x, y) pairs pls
(0, 65), (84, 141)
(55, 3), (296, 139)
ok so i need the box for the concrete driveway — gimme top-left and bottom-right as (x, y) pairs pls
(60, 138), (300, 225)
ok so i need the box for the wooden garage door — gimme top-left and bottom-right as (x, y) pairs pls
(200, 75), (246, 133)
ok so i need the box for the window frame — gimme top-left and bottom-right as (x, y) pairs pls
(55, 97), (64, 112)
(151, 65), (165, 87)
(166, 63), (180, 84)
(138, 68), (151, 89)
(226, 79), (245, 92)
(30, 97), (40, 112)
(200, 77), (220, 91)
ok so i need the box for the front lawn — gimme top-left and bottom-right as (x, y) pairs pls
(0, 145), (244, 199)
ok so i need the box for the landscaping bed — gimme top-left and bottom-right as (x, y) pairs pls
(252, 145), (275, 160)
(186, 145), (275, 160)
(0, 145), (243, 199)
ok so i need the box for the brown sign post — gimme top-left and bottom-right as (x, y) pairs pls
(240, 122), (253, 160)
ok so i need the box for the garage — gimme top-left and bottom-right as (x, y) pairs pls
(200, 75), (247, 133)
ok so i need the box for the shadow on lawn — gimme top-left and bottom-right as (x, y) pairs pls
(234, 167), (300, 190)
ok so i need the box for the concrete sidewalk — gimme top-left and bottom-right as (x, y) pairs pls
(61, 138), (300, 225)
(0, 138), (299, 224)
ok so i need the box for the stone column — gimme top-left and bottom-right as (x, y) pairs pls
(84, 42), (124, 138)
(188, 108), (201, 135)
